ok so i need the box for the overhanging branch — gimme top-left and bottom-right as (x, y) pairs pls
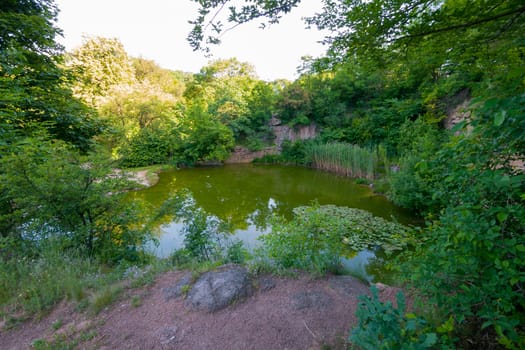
(401, 5), (525, 40)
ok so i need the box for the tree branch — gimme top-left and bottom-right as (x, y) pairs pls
(401, 5), (525, 40)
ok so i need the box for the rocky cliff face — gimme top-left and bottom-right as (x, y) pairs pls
(443, 89), (471, 132)
(225, 146), (277, 164)
(226, 116), (319, 163)
(270, 116), (318, 150)
(442, 90), (524, 172)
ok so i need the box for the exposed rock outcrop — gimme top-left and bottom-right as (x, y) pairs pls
(225, 146), (277, 164)
(270, 116), (318, 150)
(226, 116), (319, 163)
(444, 89), (471, 132)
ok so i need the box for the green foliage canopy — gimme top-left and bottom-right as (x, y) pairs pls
(66, 36), (136, 107)
(0, 0), (102, 151)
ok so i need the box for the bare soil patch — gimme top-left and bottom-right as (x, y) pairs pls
(0, 270), (401, 350)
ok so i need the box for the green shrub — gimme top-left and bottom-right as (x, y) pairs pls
(388, 155), (434, 212)
(281, 140), (311, 165)
(225, 240), (250, 264)
(0, 139), (152, 263)
(349, 286), (452, 349)
(120, 125), (176, 167)
(398, 96), (525, 348)
(387, 117), (444, 213)
(181, 208), (229, 262)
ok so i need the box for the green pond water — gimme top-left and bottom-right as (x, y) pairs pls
(129, 164), (417, 282)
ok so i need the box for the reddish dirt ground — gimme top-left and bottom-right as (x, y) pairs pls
(0, 270), (401, 350)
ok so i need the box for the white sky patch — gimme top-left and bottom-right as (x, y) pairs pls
(55, 0), (328, 81)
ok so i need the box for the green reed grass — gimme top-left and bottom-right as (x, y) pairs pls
(305, 143), (382, 179)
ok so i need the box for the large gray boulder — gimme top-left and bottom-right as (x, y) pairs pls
(186, 265), (252, 312)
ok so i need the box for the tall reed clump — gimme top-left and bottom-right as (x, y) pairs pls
(306, 143), (380, 179)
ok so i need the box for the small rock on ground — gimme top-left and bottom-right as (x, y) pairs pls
(186, 265), (252, 312)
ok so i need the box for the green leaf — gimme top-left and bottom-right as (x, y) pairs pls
(437, 316), (455, 333)
(481, 320), (493, 330)
(422, 333), (438, 347)
(496, 212), (508, 223)
(416, 160), (428, 172)
(494, 110), (507, 126)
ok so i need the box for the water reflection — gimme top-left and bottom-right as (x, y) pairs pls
(341, 250), (377, 283)
(131, 164), (417, 280)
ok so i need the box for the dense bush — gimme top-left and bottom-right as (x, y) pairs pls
(396, 96), (525, 348)
(350, 287), (453, 349)
(388, 117), (445, 213)
(120, 123), (177, 167)
(178, 104), (235, 164)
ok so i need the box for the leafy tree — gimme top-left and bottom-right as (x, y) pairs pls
(66, 39), (190, 166)
(119, 119), (180, 167)
(184, 58), (276, 149)
(0, 0), (102, 151)
(275, 79), (312, 126)
(232, 80), (277, 148)
(0, 138), (151, 262)
(1, 0), (105, 250)
(179, 103), (235, 163)
(190, 0), (524, 64)
(101, 83), (180, 130)
(132, 57), (187, 98)
(66, 36), (136, 106)
(184, 58), (257, 126)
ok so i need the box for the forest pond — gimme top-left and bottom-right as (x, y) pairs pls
(129, 164), (417, 282)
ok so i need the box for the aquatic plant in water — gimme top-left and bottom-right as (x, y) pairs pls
(259, 204), (408, 273)
(293, 205), (408, 253)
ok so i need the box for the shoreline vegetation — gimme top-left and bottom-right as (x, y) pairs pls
(307, 143), (384, 180)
